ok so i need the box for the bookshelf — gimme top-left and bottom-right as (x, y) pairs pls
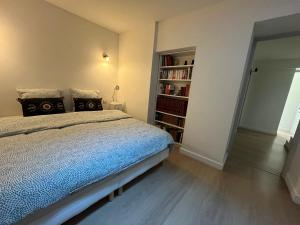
(155, 120), (185, 130)
(158, 93), (189, 99)
(159, 79), (192, 82)
(160, 65), (193, 69)
(155, 110), (186, 119)
(154, 49), (195, 144)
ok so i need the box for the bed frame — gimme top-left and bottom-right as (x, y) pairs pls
(17, 148), (169, 225)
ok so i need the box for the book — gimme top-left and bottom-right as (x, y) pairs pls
(162, 55), (174, 66)
(160, 69), (189, 80)
(185, 84), (190, 97)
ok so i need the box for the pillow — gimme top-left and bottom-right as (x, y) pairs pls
(73, 98), (103, 112)
(70, 88), (101, 99)
(18, 98), (66, 117)
(17, 89), (63, 99)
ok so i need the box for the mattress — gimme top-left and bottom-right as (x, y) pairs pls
(0, 110), (173, 225)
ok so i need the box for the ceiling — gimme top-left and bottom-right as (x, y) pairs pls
(255, 36), (300, 61)
(46, 0), (223, 33)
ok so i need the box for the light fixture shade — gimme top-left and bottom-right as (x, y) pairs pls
(103, 53), (110, 62)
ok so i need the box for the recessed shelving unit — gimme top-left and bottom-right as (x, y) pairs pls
(160, 65), (193, 69)
(155, 120), (184, 130)
(159, 79), (192, 82)
(154, 48), (195, 144)
(158, 93), (189, 100)
(155, 110), (186, 119)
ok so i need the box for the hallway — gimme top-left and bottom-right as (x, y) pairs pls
(228, 128), (287, 176)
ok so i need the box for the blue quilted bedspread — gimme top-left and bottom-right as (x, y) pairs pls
(0, 111), (173, 225)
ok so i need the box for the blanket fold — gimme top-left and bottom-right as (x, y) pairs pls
(0, 110), (130, 138)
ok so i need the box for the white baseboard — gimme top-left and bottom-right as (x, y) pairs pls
(277, 130), (293, 137)
(284, 173), (300, 205)
(238, 126), (277, 136)
(223, 151), (229, 166)
(179, 145), (224, 170)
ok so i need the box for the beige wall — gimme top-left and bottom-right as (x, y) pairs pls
(0, 0), (119, 116)
(156, 0), (300, 166)
(117, 23), (156, 121)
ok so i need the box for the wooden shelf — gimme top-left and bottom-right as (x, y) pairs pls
(160, 65), (193, 69)
(159, 79), (191, 82)
(161, 49), (195, 57)
(158, 94), (189, 100)
(156, 110), (186, 119)
(155, 120), (184, 130)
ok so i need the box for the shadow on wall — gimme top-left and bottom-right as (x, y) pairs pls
(239, 60), (296, 135)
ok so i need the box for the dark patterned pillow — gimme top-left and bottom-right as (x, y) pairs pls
(18, 98), (66, 117)
(73, 98), (103, 111)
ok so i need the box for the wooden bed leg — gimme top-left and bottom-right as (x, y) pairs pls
(109, 192), (114, 201)
(118, 186), (123, 196)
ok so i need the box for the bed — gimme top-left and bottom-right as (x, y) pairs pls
(0, 110), (173, 225)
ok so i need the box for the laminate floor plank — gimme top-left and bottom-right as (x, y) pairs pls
(228, 128), (287, 175)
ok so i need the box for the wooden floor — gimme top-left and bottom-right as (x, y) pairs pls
(228, 128), (287, 176)
(64, 137), (300, 225)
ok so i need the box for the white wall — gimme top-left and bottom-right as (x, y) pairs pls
(279, 72), (300, 135)
(289, 137), (300, 192)
(288, 143), (300, 204)
(240, 60), (295, 135)
(156, 0), (300, 166)
(0, 0), (119, 116)
(284, 122), (300, 204)
(117, 23), (156, 121)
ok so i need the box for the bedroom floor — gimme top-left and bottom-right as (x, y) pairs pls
(64, 148), (300, 225)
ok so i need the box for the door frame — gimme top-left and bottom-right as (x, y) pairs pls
(224, 22), (300, 164)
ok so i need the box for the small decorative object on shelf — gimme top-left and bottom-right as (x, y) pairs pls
(154, 48), (195, 144)
(109, 101), (123, 111)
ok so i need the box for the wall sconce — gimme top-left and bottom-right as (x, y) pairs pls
(103, 53), (110, 62)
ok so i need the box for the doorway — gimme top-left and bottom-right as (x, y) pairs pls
(228, 36), (300, 176)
